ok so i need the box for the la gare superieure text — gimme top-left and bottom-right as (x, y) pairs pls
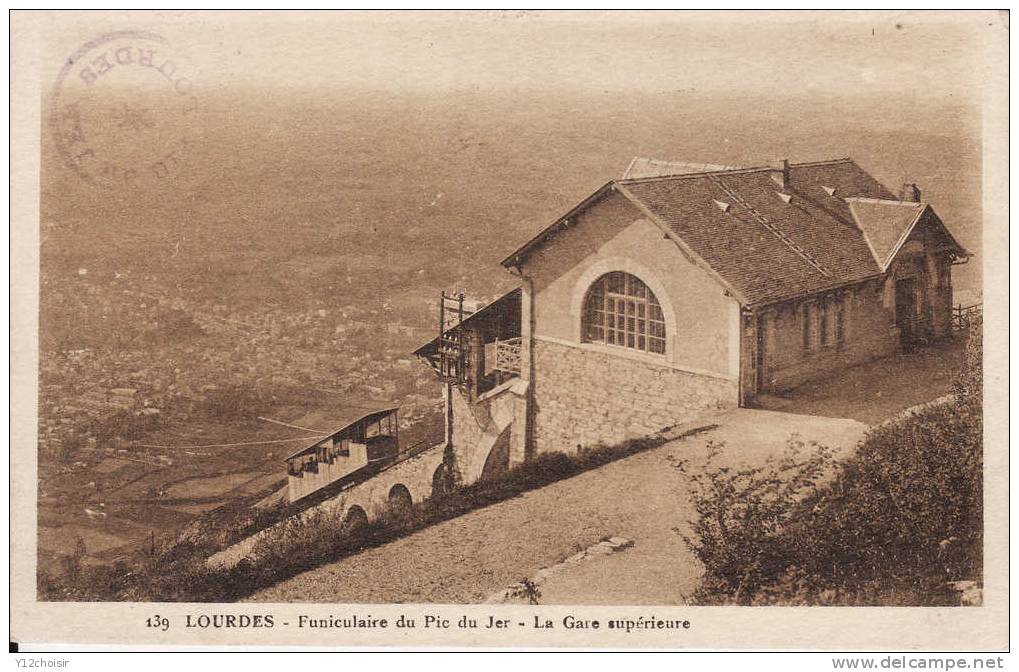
(166, 614), (691, 632)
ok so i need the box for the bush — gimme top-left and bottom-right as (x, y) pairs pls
(674, 439), (835, 603)
(678, 334), (983, 606)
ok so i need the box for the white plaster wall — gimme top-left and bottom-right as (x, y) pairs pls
(522, 191), (738, 380)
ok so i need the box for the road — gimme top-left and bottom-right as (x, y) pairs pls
(247, 408), (867, 605)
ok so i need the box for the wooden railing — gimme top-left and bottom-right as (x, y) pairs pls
(952, 303), (982, 332)
(492, 337), (522, 375)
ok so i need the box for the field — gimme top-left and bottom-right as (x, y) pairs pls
(37, 87), (982, 575)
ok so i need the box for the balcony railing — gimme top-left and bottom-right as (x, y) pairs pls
(492, 337), (522, 375)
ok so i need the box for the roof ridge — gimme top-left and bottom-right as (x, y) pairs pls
(787, 157), (854, 168)
(843, 196), (922, 207)
(619, 166), (769, 184)
(618, 157), (855, 184)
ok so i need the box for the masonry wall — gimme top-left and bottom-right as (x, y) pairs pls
(757, 278), (900, 393)
(319, 444), (446, 519)
(448, 379), (523, 482)
(756, 210), (961, 394)
(208, 443), (446, 569)
(519, 191), (740, 455)
(531, 339), (736, 452)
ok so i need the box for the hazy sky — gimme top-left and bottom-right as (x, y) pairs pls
(40, 10), (995, 101)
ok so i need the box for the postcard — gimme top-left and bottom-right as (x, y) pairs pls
(9, 9), (1009, 650)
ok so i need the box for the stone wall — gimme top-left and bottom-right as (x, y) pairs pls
(888, 246), (955, 342)
(319, 444), (446, 519)
(208, 442), (446, 569)
(449, 378), (523, 482)
(531, 338), (737, 454)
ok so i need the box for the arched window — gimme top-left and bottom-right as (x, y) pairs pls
(582, 271), (666, 355)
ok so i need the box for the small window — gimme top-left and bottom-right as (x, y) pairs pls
(819, 301), (830, 347)
(331, 438), (350, 459)
(835, 299), (846, 348)
(801, 304), (812, 354)
(937, 258), (952, 289)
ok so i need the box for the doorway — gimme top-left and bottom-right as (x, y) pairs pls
(895, 278), (918, 349)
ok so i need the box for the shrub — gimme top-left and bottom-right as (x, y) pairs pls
(954, 316), (983, 404)
(674, 439), (835, 603)
(678, 337), (983, 606)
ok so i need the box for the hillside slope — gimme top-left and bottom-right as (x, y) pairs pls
(246, 409), (866, 604)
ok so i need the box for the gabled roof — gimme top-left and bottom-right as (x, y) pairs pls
(284, 406), (398, 461)
(502, 158), (966, 307)
(844, 198), (969, 271)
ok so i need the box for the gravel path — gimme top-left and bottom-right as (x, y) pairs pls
(247, 409), (866, 604)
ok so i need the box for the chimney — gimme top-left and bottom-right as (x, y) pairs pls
(769, 159), (790, 189)
(900, 183), (922, 202)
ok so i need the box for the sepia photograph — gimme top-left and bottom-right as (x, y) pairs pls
(9, 8), (1008, 651)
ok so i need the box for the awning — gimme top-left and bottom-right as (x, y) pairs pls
(413, 287), (522, 359)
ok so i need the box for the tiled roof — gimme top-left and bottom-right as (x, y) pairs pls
(845, 198), (927, 270)
(503, 158), (958, 307)
(619, 159), (900, 304)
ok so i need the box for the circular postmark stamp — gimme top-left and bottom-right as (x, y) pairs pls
(51, 31), (198, 188)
